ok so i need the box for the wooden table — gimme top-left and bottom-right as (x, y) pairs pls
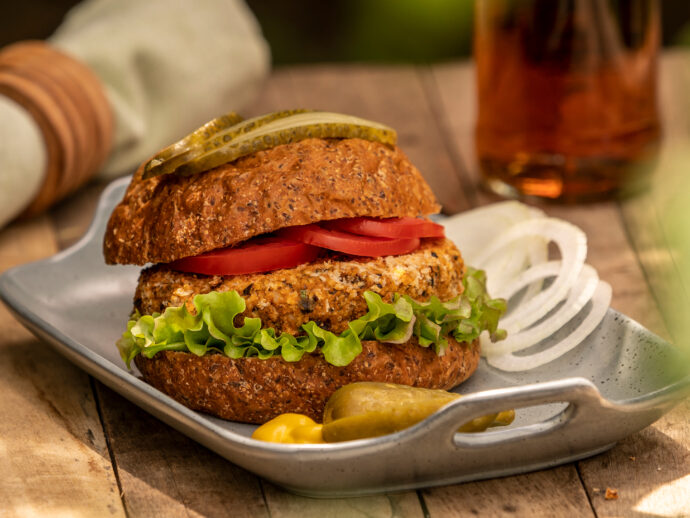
(2, 55), (689, 517)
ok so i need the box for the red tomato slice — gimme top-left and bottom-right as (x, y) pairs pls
(169, 237), (321, 276)
(278, 224), (420, 257)
(323, 217), (445, 239)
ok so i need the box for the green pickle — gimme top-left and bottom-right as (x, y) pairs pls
(321, 382), (515, 442)
(195, 109), (315, 154)
(145, 112), (245, 175)
(144, 109), (311, 178)
(142, 110), (398, 179)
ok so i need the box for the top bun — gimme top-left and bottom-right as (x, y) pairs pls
(104, 138), (440, 265)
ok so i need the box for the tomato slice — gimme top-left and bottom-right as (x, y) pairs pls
(278, 224), (420, 257)
(323, 217), (445, 239)
(168, 237), (321, 276)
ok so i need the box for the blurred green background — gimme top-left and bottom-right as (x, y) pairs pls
(245, 0), (474, 64)
(3, 0), (690, 63)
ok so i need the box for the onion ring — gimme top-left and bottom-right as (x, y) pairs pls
(481, 264), (599, 356)
(442, 201), (543, 265)
(478, 218), (587, 333)
(442, 201), (611, 372)
(485, 281), (612, 371)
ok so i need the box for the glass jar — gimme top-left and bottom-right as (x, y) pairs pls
(474, 0), (661, 202)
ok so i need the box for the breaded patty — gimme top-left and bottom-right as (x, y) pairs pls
(134, 238), (464, 335)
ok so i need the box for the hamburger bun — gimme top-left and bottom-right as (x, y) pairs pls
(107, 116), (504, 425)
(105, 138), (439, 265)
(135, 337), (479, 423)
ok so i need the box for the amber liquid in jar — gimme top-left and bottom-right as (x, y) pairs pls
(474, 0), (660, 202)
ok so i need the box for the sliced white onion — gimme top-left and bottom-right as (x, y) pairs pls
(485, 236), (548, 304)
(481, 263), (599, 356)
(443, 202), (549, 299)
(478, 218), (587, 333)
(498, 260), (563, 304)
(485, 281), (612, 371)
(442, 200), (611, 372)
(518, 235), (549, 302)
(482, 235), (548, 297)
(442, 201), (544, 265)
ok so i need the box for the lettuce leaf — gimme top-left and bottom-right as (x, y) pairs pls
(117, 266), (506, 368)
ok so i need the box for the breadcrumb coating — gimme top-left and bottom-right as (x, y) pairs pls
(135, 238), (465, 334)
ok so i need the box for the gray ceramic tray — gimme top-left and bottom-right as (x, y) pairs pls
(2, 176), (690, 497)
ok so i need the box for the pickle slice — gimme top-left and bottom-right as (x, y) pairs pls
(145, 112), (244, 176)
(143, 111), (397, 179)
(321, 382), (515, 442)
(144, 109), (314, 178)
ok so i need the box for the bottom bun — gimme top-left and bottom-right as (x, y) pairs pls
(135, 337), (480, 424)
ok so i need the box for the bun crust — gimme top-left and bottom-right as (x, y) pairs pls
(134, 337), (480, 424)
(105, 138), (440, 265)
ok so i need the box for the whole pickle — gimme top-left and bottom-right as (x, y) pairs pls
(322, 382), (515, 442)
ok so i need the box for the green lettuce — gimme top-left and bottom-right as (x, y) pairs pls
(117, 266), (506, 368)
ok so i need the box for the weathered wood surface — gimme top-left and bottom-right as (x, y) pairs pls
(430, 52), (689, 518)
(0, 218), (125, 517)
(0, 54), (688, 517)
(583, 51), (690, 518)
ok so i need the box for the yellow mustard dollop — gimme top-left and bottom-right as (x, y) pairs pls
(251, 413), (325, 444)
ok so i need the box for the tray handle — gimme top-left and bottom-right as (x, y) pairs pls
(421, 377), (606, 449)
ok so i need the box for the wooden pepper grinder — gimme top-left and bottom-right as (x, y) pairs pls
(0, 40), (113, 216)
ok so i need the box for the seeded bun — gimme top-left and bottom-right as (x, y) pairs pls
(104, 138), (439, 265)
(134, 337), (479, 424)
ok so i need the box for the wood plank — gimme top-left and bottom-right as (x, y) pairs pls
(421, 466), (591, 517)
(50, 180), (110, 250)
(0, 217), (125, 517)
(246, 67), (297, 113)
(262, 483), (424, 518)
(578, 50), (690, 518)
(576, 398), (690, 518)
(427, 62), (482, 191)
(94, 382), (270, 518)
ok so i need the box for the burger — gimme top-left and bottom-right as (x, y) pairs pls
(106, 110), (505, 424)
